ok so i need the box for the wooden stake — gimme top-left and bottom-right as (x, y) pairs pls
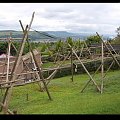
(101, 42), (104, 94)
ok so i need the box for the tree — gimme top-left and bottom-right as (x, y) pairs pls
(67, 37), (74, 47)
(85, 35), (101, 46)
(116, 26), (120, 37)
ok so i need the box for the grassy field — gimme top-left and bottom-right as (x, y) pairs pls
(0, 70), (120, 114)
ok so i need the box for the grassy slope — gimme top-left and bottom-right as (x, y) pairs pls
(0, 70), (120, 114)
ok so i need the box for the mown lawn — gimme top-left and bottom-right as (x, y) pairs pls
(0, 70), (120, 114)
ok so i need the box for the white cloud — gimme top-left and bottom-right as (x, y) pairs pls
(0, 3), (120, 34)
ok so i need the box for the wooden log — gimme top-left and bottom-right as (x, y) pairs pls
(6, 35), (12, 82)
(107, 41), (118, 55)
(0, 102), (13, 114)
(81, 63), (102, 93)
(27, 40), (52, 100)
(1, 12), (35, 114)
(19, 20), (44, 91)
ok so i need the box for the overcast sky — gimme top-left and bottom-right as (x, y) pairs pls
(0, 3), (120, 35)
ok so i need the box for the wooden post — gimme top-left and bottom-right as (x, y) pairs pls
(19, 20), (45, 92)
(107, 41), (118, 55)
(19, 17), (52, 100)
(81, 63), (102, 93)
(6, 34), (12, 83)
(46, 51), (71, 85)
(68, 43), (101, 92)
(101, 42), (104, 94)
(96, 32), (120, 68)
(103, 60), (114, 78)
(11, 42), (36, 81)
(27, 41), (52, 100)
(79, 44), (84, 57)
(71, 48), (74, 82)
(2, 25), (28, 114)
(84, 41), (91, 56)
(30, 52), (44, 91)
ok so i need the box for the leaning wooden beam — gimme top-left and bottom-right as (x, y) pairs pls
(96, 32), (120, 68)
(2, 25), (29, 114)
(0, 78), (46, 89)
(84, 41), (91, 56)
(20, 16), (52, 99)
(0, 38), (22, 40)
(19, 20), (44, 91)
(6, 35), (12, 83)
(30, 52), (44, 91)
(80, 63), (102, 93)
(11, 41), (38, 85)
(107, 41), (118, 55)
(79, 44), (84, 57)
(103, 61), (114, 78)
(46, 51), (71, 85)
(68, 43), (101, 92)
(101, 42), (104, 94)
(27, 40), (52, 100)
(0, 78), (25, 86)
(1, 12), (35, 114)
(0, 102), (13, 114)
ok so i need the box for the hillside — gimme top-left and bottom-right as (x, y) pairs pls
(0, 30), (116, 42)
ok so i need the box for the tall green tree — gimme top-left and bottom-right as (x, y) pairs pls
(85, 35), (101, 46)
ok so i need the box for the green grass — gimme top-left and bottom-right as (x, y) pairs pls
(0, 70), (120, 114)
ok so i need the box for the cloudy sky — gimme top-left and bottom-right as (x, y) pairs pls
(0, 3), (120, 35)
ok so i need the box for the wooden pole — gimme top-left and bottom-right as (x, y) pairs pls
(27, 40), (52, 100)
(19, 20), (45, 92)
(19, 17), (52, 100)
(96, 32), (120, 68)
(79, 44), (84, 57)
(1, 12), (35, 114)
(84, 41), (91, 56)
(68, 43), (101, 92)
(107, 41), (118, 55)
(11, 42), (37, 81)
(30, 52), (44, 91)
(6, 34), (12, 83)
(46, 51), (71, 85)
(103, 60), (114, 78)
(2, 25), (28, 114)
(101, 42), (104, 94)
(71, 48), (74, 82)
(81, 63), (102, 93)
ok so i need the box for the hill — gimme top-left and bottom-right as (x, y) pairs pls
(0, 30), (116, 42)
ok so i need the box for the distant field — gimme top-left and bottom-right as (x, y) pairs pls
(0, 70), (120, 114)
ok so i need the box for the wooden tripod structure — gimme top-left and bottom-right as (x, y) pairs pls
(0, 12), (52, 114)
(80, 32), (120, 93)
(38, 32), (120, 94)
